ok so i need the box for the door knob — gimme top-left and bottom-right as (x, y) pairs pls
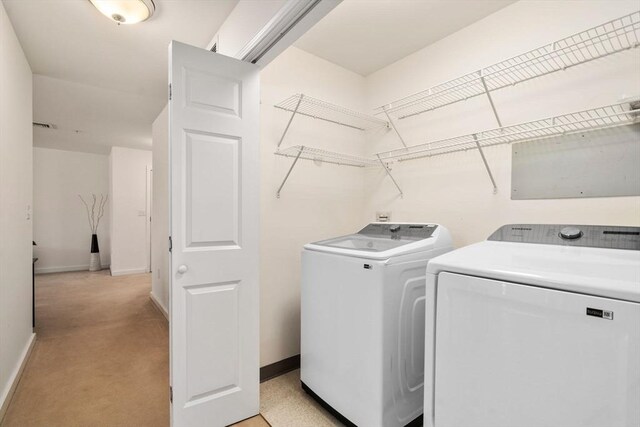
(177, 265), (188, 274)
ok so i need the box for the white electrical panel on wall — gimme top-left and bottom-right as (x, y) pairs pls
(511, 124), (640, 200)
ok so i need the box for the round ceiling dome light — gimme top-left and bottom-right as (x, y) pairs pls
(89, 0), (156, 25)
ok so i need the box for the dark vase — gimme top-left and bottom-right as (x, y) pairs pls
(89, 234), (101, 271)
(91, 234), (100, 253)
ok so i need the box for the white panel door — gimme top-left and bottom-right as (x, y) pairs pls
(169, 41), (260, 427)
(434, 272), (640, 427)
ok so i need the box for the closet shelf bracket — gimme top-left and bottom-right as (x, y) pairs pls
(480, 73), (503, 128)
(276, 146), (304, 198)
(472, 134), (498, 194)
(277, 94), (304, 148)
(376, 154), (404, 198)
(382, 106), (408, 148)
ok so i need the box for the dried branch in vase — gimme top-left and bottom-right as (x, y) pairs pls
(79, 193), (108, 234)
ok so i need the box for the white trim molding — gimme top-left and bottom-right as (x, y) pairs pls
(35, 264), (111, 275)
(149, 292), (168, 321)
(109, 267), (149, 277)
(0, 333), (36, 423)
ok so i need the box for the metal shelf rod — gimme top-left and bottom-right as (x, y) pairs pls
(277, 94), (303, 148)
(382, 106), (408, 148)
(276, 147), (303, 198)
(376, 154), (404, 198)
(472, 134), (498, 194)
(480, 74), (503, 128)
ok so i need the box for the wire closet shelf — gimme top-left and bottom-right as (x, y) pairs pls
(275, 145), (378, 167)
(376, 100), (640, 163)
(275, 94), (389, 131)
(377, 11), (640, 120)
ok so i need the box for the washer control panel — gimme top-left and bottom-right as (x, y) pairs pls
(488, 224), (640, 250)
(358, 223), (437, 240)
(559, 226), (583, 240)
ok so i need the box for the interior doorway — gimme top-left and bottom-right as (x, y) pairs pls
(147, 166), (153, 274)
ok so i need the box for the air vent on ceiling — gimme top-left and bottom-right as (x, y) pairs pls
(210, 43), (217, 53)
(33, 122), (57, 129)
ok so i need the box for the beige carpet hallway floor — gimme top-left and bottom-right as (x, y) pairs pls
(1, 270), (170, 427)
(1, 270), (341, 427)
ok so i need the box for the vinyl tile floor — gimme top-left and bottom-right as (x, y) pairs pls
(259, 369), (343, 427)
(0, 270), (341, 427)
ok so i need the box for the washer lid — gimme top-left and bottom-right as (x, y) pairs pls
(312, 234), (417, 252)
(305, 223), (449, 259)
(427, 238), (640, 303)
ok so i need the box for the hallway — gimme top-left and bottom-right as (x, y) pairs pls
(2, 271), (169, 427)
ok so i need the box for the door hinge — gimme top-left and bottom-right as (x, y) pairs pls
(170, 386), (173, 403)
(169, 236), (172, 252)
(168, 83), (172, 101)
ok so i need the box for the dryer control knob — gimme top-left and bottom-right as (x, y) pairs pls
(559, 226), (583, 240)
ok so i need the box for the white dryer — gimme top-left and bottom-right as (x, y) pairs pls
(424, 224), (640, 427)
(301, 223), (453, 427)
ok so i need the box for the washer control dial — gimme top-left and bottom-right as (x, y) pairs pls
(389, 224), (401, 232)
(559, 226), (583, 240)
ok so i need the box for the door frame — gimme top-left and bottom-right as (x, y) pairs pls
(146, 166), (152, 273)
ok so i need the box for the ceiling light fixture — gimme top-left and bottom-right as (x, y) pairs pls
(89, 0), (155, 25)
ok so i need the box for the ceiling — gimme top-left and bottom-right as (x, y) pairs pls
(294, 0), (515, 76)
(3, 0), (238, 154)
(5, 0), (515, 153)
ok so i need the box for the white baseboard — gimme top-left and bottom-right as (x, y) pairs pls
(0, 333), (36, 423)
(110, 267), (149, 277)
(35, 264), (110, 275)
(149, 292), (169, 321)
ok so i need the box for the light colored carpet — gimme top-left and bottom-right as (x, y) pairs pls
(1, 270), (169, 427)
(260, 370), (344, 427)
(2, 270), (339, 427)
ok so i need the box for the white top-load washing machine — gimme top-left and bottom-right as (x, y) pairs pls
(301, 223), (453, 427)
(423, 224), (640, 427)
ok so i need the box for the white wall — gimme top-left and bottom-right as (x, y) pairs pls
(151, 106), (169, 315)
(260, 0), (640, 365)
(0, 1), (34, 418)
(260, 46), (368, 366)
(32, 148), (110, 273)
(109, 146), (152, 276)
(149, 0), (640, 368)
(364, 0), (640, 247)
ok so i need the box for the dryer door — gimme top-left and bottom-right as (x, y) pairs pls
(434, 272), (640, 427)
